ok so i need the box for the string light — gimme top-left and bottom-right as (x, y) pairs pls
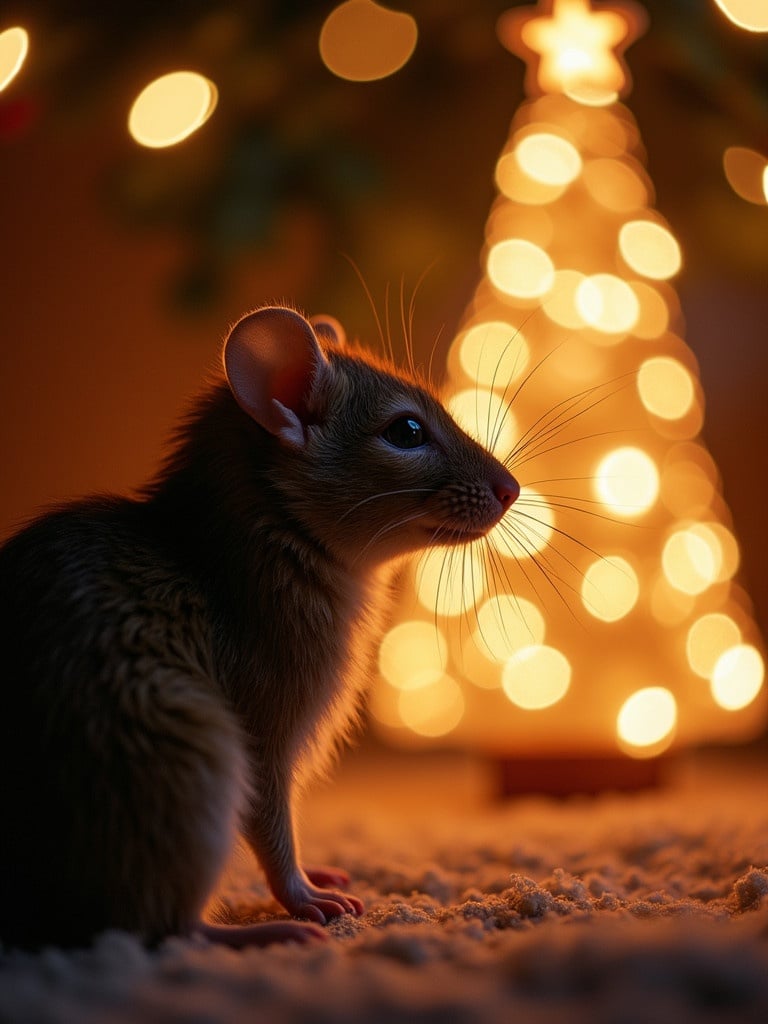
(0, 26), (28, 92)
(128, 71), (218, 148)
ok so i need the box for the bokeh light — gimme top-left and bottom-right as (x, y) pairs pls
(712, 0), (768, 32)
(456, 322), (529, 389)
(474, 594), (546, 663)
(723, 146), (768, 205)
(576, 273), (639, 333)
(379, 621), (447, 689)
(319, 0), (418, 82)
(616, 687), (677, 755)
(581, 555), (639, 621)
(619, 220), (682, 280)
(447, 388), (517, 456)
(637, 357), (695, 420)
(128, 71), (218, 148)
(686, 613), (741, 679)
(0, 26), (28, 92)
(582, 157), (649, 211)
(487, 239), (555, 299)
(595, 447), (659, 515)
(502, 645), (571, 709)
(661, 526), (721, 595)
(416, 547), (486, 617)
(515, 132), (582, 186)
(542, 269), (587, 328)
(397, 675), (465, 737)
(711, 645), (765, 711)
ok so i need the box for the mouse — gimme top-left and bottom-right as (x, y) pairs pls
(0, 304), (520, 951)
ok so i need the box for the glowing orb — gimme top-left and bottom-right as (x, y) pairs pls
(319, 0), (418, 81)
(595, 447), (659, 515)
(662, 526), (721, 596)
(542, 269), (588, 328)
(616, 687), (677, 754)
(723, 147), (768, 206)
(448, 388), (517, 456)
(487, 239), (555, 299)
(379, 621), (447, 690)
(502, 644), (572, 709)
(581, 555), (639, 621)
(711, 644), (764, 711)
(474, 594), (546, 663)
(416, 547), (486, 617)
(128, 71), (218, 148)
(712, 0), (768, 32)
(397, 675), (465, 737)
(619, 220), (682, 280)
(686, 613), (741, 679)
(515, 132), (582, 186)
(0, 26), (28, 92)
(576, 273), (639, 333)
(582, 157), (649, 212)
(456, 322), (529, 389)
(637, 357), (695, 420)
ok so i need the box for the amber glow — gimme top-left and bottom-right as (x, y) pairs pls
(576, 273), (639, 333)
(661, 526), (722, 596)
(686, 613), (741, 679)
(515, 132), (582, 185)
(487, 239), (555, 299)
(475, 595), (546, 663)
(617, 687), (677, 755)
(319, 1), (417, 81)
(595, 447), (659, 515)
(379, 621), (447, 689)
(128, 72), (218, 148)
(723, 147), (768, 205)
(448, 388), (517, 456)
(581, 556), (639, 621)
(637, 357), (695, 420)
(498, 0), (646, 100)
(455, 323), (529, 389)
(711, 645), (765, 711)
(619, 220), (682, 280)
(0, 26), (28, 92)
(416, 548), (485, 617)
(490, 489), (555, 558)
(397, 675), (465, 737)
(712, 0), (768, 31)
(502, 645), (571, 709)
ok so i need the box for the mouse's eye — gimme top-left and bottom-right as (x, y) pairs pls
(382, 416), (428, 450)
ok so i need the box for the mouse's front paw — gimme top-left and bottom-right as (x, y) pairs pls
(282, 873), (364, 925)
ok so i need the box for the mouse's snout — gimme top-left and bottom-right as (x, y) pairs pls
(491, 468), (521, 513)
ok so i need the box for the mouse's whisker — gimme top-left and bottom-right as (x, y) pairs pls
(338, 488), (436, 523)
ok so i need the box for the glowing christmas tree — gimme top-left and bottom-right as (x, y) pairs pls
(371, 0), (765, 773)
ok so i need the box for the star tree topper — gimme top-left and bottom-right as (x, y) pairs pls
(498, 0), (647, 102)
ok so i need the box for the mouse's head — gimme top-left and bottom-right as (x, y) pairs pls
(223, 306), (520, 567)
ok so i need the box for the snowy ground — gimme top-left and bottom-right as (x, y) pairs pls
(2, 748), (768, 1023)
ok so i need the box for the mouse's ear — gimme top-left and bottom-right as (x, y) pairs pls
(223, 306), (330, 448)
(309, 314), (346, 348)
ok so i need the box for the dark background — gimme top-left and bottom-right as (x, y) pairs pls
(1, 0), (767, 637)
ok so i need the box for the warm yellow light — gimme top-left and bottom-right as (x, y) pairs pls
(581, 555), (639, 621)
(379, 620), (447, 690)
(583, 158), (649, 212)
(487, 239), (555, 299)
(619, 220), (682, 280)
(474, 594), (546, 663)
(595, 447), (659, 515)
(576, 274), (639, 333)
(686, 613), (741, 679)
(631, 281), (670, 339)
(456, 322), (529, 389)
(764, 165), (768, 202)
(498, 0), (645, 99)
(496, 152), (564, 204)
(397, 675), (464, 737)
(662, 527), (721, 596)
(515, 132), (583, 186)
(542, 269), (588, 328)
(502, 645), (571, 709)
(711, 644), (764, 711)
(616, 687), (677, 753)
(0, 26), (28, 92)
(128, 71), (218, 148)
(447, 388), (516, 456)
(637, 357), (695, 420)
(319, 0), (418, 82)
(723, 147), (768, 205)
(712, 0), (768, 32)
(416, 547), (486, 617)
(705, 523), (740, 581)
(490, 489), (555, 558)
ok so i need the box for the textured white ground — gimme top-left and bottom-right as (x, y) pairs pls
(2, 748), (768, 1023)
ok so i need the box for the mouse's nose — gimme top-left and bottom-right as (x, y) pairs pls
(492, 471), (520, 512)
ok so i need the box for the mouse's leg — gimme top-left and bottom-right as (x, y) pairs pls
(242, 770), (363, 925)
(303, 865), (351, 889)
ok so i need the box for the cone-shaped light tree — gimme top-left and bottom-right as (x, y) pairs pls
(371, 0), (766, 774)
